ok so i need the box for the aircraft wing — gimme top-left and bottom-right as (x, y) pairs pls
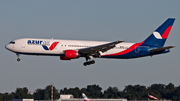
(78, 40), (124, 56)
(149, 46), (175, 52)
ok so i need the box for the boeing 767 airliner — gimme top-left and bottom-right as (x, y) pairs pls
(5, 18), (175, 66)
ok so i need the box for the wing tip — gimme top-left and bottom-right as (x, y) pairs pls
(117, 40), (124, 43)
(171, 45), (176, 48)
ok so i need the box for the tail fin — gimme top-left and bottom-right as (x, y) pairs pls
(82, 93), (91, 101)
(143, 18), (175, 47)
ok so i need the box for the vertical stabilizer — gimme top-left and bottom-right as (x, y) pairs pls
(143, 18), (175, 47)
(82, 93), (91, 101)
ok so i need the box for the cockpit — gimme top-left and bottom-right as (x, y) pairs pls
(5, 41), (16, 52)
(9, 41), (15, 44)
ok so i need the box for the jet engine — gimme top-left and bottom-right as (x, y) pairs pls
(65, 50), (79, 59)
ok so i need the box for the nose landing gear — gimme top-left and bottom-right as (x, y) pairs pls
(17, 58), (20, 62)
(16, 53), (20, 62)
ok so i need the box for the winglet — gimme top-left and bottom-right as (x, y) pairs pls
(117, 40), (124, 43)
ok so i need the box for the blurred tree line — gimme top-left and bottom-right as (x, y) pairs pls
(1, 83), (180, 101)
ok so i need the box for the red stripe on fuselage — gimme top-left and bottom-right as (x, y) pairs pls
(102, 41), (144, 56)
(162, 26), (172, 39)
(49, 42), (59, 50)
(84, 100), (91, 101)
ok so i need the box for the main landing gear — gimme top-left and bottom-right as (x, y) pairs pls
(83, 60), (95, 66)
(83, 56), (95, 66)
(16, 53), (20, 62)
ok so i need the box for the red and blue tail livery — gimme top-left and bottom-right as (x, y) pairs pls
(5, 18), (175, 66)
(143, 18), (175, 47)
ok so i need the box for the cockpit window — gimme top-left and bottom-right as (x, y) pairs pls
(9, 41), (15, 44)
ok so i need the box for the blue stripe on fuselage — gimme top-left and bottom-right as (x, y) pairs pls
(42, 45), (49, 50)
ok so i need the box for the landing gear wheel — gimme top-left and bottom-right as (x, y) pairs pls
(87, 61), (91, 65)
(83, 60), (95, 66)
(17, 58), (20, 62)
(16, 53), (20, 62)
(83, 62), (87, 66)
(91, 60), (95, 64)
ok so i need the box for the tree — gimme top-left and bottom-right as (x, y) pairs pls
(103, 87), (119, 98)
(33, 89), (45, 100)
(121, 85), (146, 100)
(86, 84), (102, 98)
(44, 85), (60, 100)
(14, 87), (29, 99)
(1, 83), (180, 101)
(171, 85), (180, 101)
(148, 84), (161, 98)
(2, 92), (11, 101)
(59, 84), (102, 98)
(166, 83), (175, 90)
(0, 93), (3, 101)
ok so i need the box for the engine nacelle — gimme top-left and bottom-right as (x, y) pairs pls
(65, 50), (79, 59)
(60, 56), (71, 60)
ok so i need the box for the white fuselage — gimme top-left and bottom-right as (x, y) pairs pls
(5, 18), (175, 66)
(5, 38), (134, 57)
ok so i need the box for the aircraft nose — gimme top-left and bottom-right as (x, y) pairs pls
(5, 44), (11, 50)
(5, 44), (9, 50)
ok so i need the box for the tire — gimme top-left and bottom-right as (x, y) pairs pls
(91, 60), (95, 64)
(83, 62), (87, 66)
(17, 58), (20, 62)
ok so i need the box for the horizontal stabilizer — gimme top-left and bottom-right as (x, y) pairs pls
(149, 46), (175, 52)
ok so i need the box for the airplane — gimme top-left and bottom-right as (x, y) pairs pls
(148, 94), (158, 100)
(5, 18), (175, 66)
(82, 93), (91, 101)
